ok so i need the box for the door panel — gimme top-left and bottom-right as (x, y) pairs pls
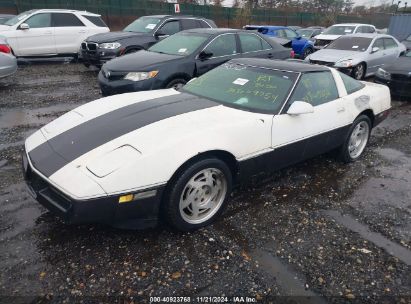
(15, 13), (55, 56)
(52, 13), (88, 54)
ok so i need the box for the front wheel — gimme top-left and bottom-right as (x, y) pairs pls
(163, 158), (232, 231)
(165, 78), (187, 90)
(352, 63), (366, 80)
(338, 115), (371, 163)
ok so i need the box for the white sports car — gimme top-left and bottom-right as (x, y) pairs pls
(23, 59), (391, 231)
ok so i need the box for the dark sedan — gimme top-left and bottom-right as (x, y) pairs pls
(375, 50), (411, 99)
(99, 28), (292, 96)
(80, 15), (216, 67)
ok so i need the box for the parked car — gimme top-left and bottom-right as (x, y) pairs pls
(23, 58), (391, 231)
(297, 27), (324, 41)
(0, 9), (109, 57)
(375, 49), (411, 99)
(81, 15), (216, 68)
(99, 28), (292, 96)
(0, 36), (17, 78)
(0, 14), (15, 25)
(401, 33), (411, 50)
(313, 23), (376, 50)
(307, 34), (405, 79)
(244, 25), (314, 58)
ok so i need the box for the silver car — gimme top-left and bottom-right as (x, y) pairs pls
(0, 36), (17, 78)
(306, 33), (406, 79)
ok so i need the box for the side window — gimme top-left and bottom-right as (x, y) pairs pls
(204, 34), (237, 57)
(367, 26), (376, 33)
(158, 20), (180, 35)
(275, 30), (286, 38)
(289, 72), (339, 107)
(373, 38), (385, 50)
(24, 13), (51, 28)
(339, 72), (365, 94)
(384, 38), (397, 49)
(181, 19), (199, 30)
(356, 26), (364, 33)
(284, 29), (298, 39)
(52, 13), (84, 27)
(239, 33), (263, 52)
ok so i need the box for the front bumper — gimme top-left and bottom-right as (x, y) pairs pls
(80, 48), (119, 66)
(98, 70), (157, 96)
(375, 76), (411, 98)
(22, 151), (164, 229)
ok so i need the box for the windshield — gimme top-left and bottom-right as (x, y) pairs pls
(327, 36), (372, 52)
(406, 34), (411, 41)
(182, 62), (298, 113)
(123, 17), (161, 33)
(4, 11), (32, 26)
(297, 29), (314, 38)
(323, 25), (356, 35)
(149, 32), (209, 56)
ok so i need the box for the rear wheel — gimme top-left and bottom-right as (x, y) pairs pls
(338, 115), (371, 163)
(303, 47), (313, 59)
(165, 78), (187, 90)
(352, 63), (366, 80)
(163, 158), (232, 231)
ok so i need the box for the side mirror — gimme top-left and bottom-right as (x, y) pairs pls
(198, 50), (213, 61)
(371, 46), (379, 53)
(19, 23), (29, 30)
(287, 101), (314, 115)
(155, 30), (169, 38)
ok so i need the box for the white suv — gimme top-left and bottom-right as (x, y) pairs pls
(313, 23), (376, 50)
(0, 9), (109, 57)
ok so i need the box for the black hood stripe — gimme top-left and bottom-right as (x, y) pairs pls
(29, 93), (218, 177)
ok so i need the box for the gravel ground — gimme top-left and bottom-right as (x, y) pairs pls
(0, 63), (410, 304)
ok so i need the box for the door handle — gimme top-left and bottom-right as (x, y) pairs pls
(337, 107), (345, 113)
(78, 30), (86, 33)
(267, 53), (273, 58)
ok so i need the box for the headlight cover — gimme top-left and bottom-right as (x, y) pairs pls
(99, 42), (121, 49)
(376, 68), (391, 80)
(335, 59), (353, 68)
(124, 71), (159, 82)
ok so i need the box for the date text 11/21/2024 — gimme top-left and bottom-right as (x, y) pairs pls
(149, 296), (257, 303)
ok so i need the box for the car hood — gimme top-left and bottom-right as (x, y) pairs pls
(315, 34), (341, 41)
(309, 49), (362, 63)
(383, 56), (411, 73)
(86, 31), (151, 43)
(103, 50), (182, 72)
(25, 89), (271, 196)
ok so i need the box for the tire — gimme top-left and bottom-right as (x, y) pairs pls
(83, 63), (90, 68)
(303, 47), (313, 59)
(352, 62), (366, 80)
(338, 115), (371, 163)
(163, 158), (233, 231)
(124, 48), (140, 55)
(165, 78), (187, 90)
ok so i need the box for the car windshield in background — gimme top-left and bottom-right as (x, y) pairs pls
(406, 35), (411, 41)
(405, 50), (411, 57)
(123, 17), (161, 33)
(4, 11), (32, 26)
(182, 62), (298, 113)
(297, 29), (314, 38)
(323, 26), (356, 35)
(327, 37), (372, 52)
(148, 32), (209, 56)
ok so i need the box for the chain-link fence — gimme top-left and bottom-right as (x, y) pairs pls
(0, 0), (392, 30)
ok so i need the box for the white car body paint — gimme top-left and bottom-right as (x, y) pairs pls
(0, 9), (109, 57)
(25, 69), (391, 200)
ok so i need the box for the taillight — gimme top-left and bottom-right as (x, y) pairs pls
(290, 50), (295, 58)
(0, 44), (11, 54)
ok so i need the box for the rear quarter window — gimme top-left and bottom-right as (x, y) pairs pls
(339, 72), (364, 94)
(83, 15), (107, 27)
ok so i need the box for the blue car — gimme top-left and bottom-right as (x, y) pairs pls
(244, 25), (314, 59)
